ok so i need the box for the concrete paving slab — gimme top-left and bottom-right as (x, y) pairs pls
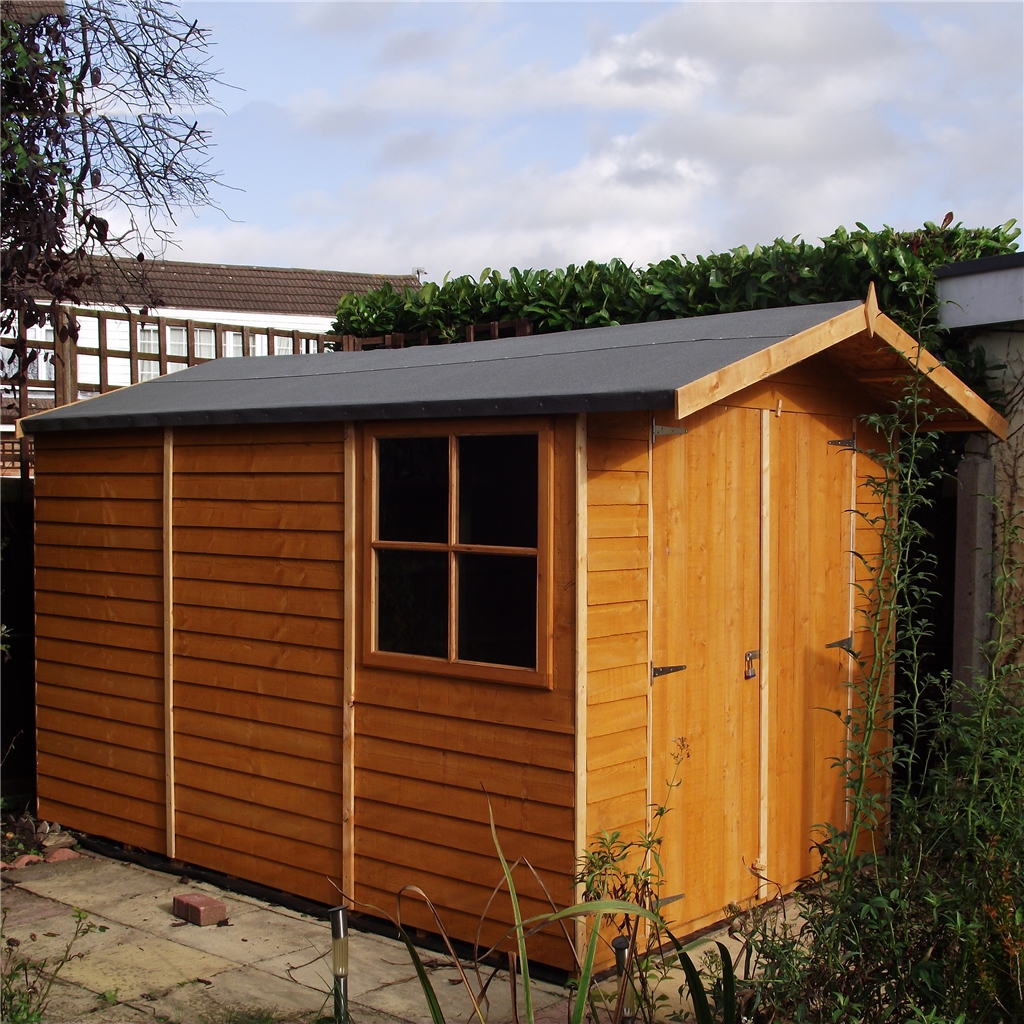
(58, 926), (238, 1001)
(9, 854), (173, 906)
(84, 883), (214, 930)
(164, 905), (329, 967)
(0, 884), (70, 928)
(345, 930), (424, 999)
(349, 1002), (431, 1024)
(129, 965), (330, 1023)
(356, 964), (568, 1024)
(35, 977), (154, 1023)
(251, 929), (421, 1001)
(247, 943), (336, 996)
(0, 903), (131, 965)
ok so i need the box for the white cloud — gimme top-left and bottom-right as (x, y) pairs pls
(176, 1), (1023, 277)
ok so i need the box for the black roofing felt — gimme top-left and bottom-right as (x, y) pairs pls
(24, 301), (862, 434)
(934, 252), (1024, 278)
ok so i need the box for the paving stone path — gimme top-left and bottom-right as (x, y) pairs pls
(1, 850), (570, 1023)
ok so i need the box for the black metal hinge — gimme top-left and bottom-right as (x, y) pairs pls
(828, 438), (855, 448)
(652, 664), (687, 679)
(826, 635), (854, 651)
(653, 424), (688, 441)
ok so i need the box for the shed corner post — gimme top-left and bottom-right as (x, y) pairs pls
(162, 426), (176, 860)
(573, 413), (588, 961)
(342, 422), (357, 905)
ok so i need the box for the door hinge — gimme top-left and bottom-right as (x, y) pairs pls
(828, 438), (855, 447)
(826, 635), (854, 651)
(653, 424), (688, 440)
(652, 664), (687, 679)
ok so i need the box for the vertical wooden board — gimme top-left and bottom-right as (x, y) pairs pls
(767, 412), (852, 886)
(651, 405), (761, 931)
(574, 414), (588, 955)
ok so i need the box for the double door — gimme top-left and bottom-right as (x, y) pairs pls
(651, 403), (854, 933)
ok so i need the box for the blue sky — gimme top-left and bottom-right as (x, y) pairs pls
(168, 1), (1024, 281)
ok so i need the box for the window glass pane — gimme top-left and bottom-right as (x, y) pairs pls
(195, 328), (215, 359)
(107, 356), (130, 386)
(167, 326), (187, 357)
(106, 319), (130, 351)
(77, 353), (99, 384)
(457, 553), (536, 668)
(76, 316), (99, 349)
(250, 333), (268, 357)
(139, 360), (160, 382)
(458, 434), (537, 547)
(378, 436), (448, 543)
(224, 331), (243, 358)
(377, 549), (448, 659)
(138, 325), (159, 354)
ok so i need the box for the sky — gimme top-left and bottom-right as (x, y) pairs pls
(168, 1), (1024, 282)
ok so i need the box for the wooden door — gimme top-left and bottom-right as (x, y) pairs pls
(767, 412), (854, 884)
(651, 405), (762, 932)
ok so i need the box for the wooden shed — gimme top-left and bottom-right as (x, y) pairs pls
(23, 294), (1005, 969)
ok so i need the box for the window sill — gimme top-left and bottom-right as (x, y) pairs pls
(362, 649), (553, 689)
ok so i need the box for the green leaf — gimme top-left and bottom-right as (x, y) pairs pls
(678, 950), (713, 1024)
(486, 798), (534, 1024)
(571, 916), (603, 1024)
(397, 925), (447, 1024)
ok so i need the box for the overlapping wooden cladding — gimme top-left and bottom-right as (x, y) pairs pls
(35, 430), (167, 851)
(35, 423), (347, 906)
(170, 423), (346, 903)
(584, 412), (651, 854)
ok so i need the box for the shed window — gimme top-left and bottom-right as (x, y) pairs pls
(365, 422), (552, 686)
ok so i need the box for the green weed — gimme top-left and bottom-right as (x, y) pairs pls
(1, 906), (94, 1023)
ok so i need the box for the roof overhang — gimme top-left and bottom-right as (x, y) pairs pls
(674, 284), (1007, 440)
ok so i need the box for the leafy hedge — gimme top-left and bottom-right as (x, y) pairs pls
(333, 218), (1019, 389)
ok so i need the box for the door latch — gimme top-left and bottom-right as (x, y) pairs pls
(744, 650), (760, 679)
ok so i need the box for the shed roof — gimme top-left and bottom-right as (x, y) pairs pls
(22, 297), (1006, 439)
(67, 258), (419, 317)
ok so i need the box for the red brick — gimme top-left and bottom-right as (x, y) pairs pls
(43, 848), (80, 864)
(10, 854), (43, 869)
(173, 893), (228, 927)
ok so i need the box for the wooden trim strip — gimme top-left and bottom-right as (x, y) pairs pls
(756, 409), (771, 899)
(675, 305), (868, 421)
(845, 417), (858, 835)
(343, 424), (357, 904)
(372, 540), (539, 556)
(871, 314), (1008, 440)
(645, 415), (654, 839)
(573, 413), (588, 961)
(163, 426), (176, 860)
